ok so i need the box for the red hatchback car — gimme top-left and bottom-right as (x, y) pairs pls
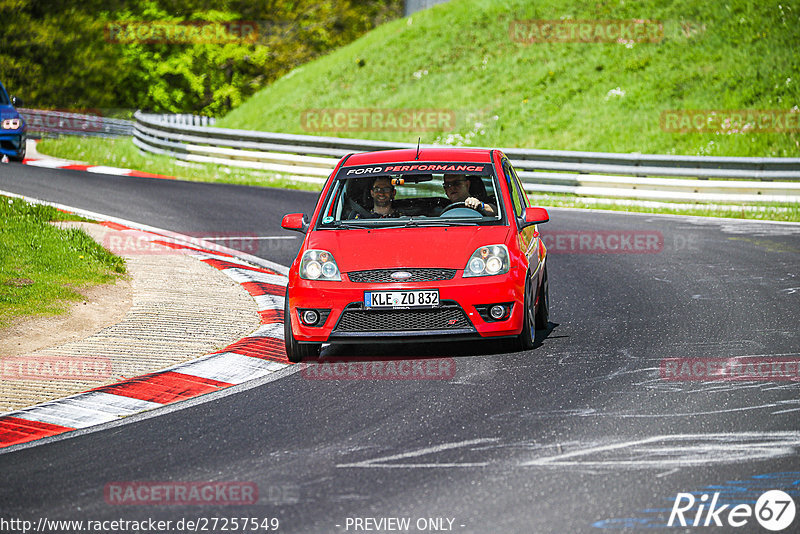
(281, 148), (550, 361)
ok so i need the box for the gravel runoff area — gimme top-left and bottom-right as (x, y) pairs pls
(0, 222), (261, 412)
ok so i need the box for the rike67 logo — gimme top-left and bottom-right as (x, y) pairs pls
(669, 490), (796, 531)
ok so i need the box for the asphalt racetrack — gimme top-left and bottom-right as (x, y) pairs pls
(1, 164), (799, 533)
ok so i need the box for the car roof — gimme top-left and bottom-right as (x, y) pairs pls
(343, 148), (494, 167)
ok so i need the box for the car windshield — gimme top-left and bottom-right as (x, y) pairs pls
(0, 85), (9, 106)
(317, 162), (503, 228)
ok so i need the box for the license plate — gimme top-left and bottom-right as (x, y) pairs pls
(364, 290), (439, 309)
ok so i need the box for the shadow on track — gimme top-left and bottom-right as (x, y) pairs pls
(316, 322), (560, 361)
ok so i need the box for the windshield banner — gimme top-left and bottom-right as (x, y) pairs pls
(340, 162), (491, 178)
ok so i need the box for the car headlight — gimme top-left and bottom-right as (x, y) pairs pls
(2, 118), (21, 130)
(463, 245), (510, 277)
(299, 249), (341, 281)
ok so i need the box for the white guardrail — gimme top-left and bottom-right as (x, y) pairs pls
(127, 110), (799, 203)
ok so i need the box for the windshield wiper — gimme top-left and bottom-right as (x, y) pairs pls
(328, 221), (373, 230)
(329, 219), (480, 230)
(330, 221), (410, 230)
(403, 218), (480, 227)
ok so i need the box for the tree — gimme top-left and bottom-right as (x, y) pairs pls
(0, 0), (402, 114)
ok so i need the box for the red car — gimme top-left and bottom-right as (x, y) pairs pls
(281, 147), (550, 361)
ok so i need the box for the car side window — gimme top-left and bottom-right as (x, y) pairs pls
(503, 160), (524, 217)
(509, 163), (530, 209)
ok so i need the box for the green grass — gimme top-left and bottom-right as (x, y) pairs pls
(0, 197), (126, 328)
(217, 0), (799, 157)
(37, 136), (321, 191)
(529, 193), (800, 221)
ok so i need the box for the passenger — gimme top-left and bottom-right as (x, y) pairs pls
(357, 177), (399, 218)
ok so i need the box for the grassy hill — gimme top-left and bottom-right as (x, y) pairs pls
(217, 0), (799, 157)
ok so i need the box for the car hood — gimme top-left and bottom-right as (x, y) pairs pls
(306, 225), (512, 272)
(0, 105), (21, 120)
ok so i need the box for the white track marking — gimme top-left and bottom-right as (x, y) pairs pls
(522, 432), (800, 468)
(337, 433), (800, 470)
(14, 400), (124, 428)
(248, 323), (285, 340)
(222, 268), (288, 286)
(172, 355), (286, 384)
(86, 166), (132, 175)
(337, 438), (500, 468)
(61, 392), (162, 415)
(253, 294), (285, 311)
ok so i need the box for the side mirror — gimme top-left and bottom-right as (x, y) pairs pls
(281, 213), (309, 233)
(519, 207), (549, 228)
(11, 96), (23, 107)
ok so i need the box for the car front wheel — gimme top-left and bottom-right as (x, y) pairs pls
(534, 265), (549, 330)
(516, 275), (536, 351)
(284, 290), (321, 363)
(10, 142), (25, 162)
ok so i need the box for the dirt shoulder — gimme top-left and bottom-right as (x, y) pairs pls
(0, 221), (260, 413)
(0, 276), (132, 357)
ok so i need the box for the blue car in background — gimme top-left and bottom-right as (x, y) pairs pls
(0, 81), (26, 161)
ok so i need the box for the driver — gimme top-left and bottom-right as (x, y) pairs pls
(442, 175), (496, 215)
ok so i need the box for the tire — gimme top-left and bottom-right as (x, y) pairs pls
(515, 275), (536, 351)
(10, 139), (26, 162)
(283, 289), (321, 363)
(534, 265), (549, 331)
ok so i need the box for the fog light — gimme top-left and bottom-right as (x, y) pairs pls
(301, 310), (320, 325)
(489, 305), (506, 320)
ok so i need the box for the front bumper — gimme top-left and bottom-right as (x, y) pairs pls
(0, 130), (26, 158)
(287, 269), (526, 343)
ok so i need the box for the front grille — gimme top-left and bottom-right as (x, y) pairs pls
(1, 139), (21, 150)
(335, 304), (471, 332)
(347, 268), (456, 283)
